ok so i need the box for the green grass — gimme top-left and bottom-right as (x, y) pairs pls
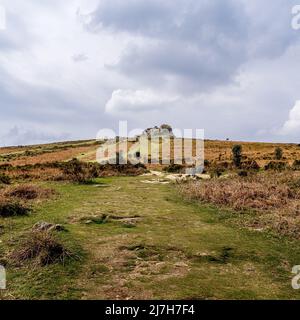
(1, 176), (300, 299)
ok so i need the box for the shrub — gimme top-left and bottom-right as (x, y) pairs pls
(0, 199), (30, 217)
(265, 161), (289, 171)
(240, 160), (260, 171)
(10, 231), (73, 266)
(0, 173), (11, 185)
(209, 167), (224, 178)
(292, 160), (300, 170)
(62, 159), (92, 183)
(163, 164), (184, 173)
(208, 162), (231, 178)
(204, 160), (210, 167)
(275, 147), (283, 160)
(232, 145), (242, 168)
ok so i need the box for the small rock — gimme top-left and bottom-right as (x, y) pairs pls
(195, 174), (211, 180)
(174, 262), (188, 268)
(122, 221), (137, 228)
(33, 221), (65, 232)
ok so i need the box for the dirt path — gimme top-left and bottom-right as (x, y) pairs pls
(69, 176), (300, 300)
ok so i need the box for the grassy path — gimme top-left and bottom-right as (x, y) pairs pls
(2, 176), (300, 299)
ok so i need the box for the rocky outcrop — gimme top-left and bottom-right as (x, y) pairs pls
(141, 124), (174, 139)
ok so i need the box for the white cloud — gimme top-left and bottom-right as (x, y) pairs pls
(280, 101), (300, 136)
(105, 89), (179, 114)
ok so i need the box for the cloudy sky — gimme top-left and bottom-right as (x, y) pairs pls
(0, 0), (300, 145)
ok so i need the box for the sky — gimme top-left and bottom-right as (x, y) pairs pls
(1, 0), (300, 146)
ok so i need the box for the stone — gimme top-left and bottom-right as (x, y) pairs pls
(33, 221), (65, 232)
(195, 174), (211, 180)
(174, 262), (189, 268)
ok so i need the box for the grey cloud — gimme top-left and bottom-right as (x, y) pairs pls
(0, 126), (71, 147)
(88, 0), (299, 93)
(72, 53), (88, 62)
(111, 40), (245, 93)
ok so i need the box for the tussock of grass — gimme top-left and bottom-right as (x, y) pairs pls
(0, 197), (30, 217)
(6, 184), (56, 200)
(10, 231), (74, 266)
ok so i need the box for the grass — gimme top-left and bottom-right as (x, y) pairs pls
(178, 171), (300, 239)
(2, 137), (300, 169)
(1, 176), (300, 299)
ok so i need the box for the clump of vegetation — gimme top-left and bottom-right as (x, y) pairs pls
(0, 173), (11, 185)
(292, 160), (300, 170)
(238, 170), (248, 177)
(274, 147), (283, 160)
(6, 184), (56, 200)
(232, 145), (242, 168)
(163, 163), (184, 173)
(0, 198), (30, 217)
(10, 231), (73, 266)
(264, 161), (289, 171)
(61, 159), (147, 182)
(208, 161), (232, 178)
(62, 159), (93, 183)
(204, 159), (210, 168)
(179, 173), (298, 212)
(209, 167), (225, 178)
(195, 247), (234, 264)
(179, 171), (300, 238)
(240, 160), (260, 171)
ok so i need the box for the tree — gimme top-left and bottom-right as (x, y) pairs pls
(275, 147), (283, 160)
(232, 145), (242, 168)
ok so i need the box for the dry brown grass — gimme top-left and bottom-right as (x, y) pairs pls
(10, 231), (73, 266)
(2, 138), (300, 171)
(5, 184), (56, 200)
(4, 145), (96, 166)
(7, 167), (61, 181)
(106, 138), (300, 169)
(179, 171), (300, 238)
(180, 173), (299, 211)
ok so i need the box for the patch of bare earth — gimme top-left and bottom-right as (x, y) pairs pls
(78, 236), (189, 299)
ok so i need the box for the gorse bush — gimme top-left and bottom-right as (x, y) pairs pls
(232, 145), (242, 168)
(292, 160), (300, 170)
(275, 147), (283, 160)
(62, 159), (148, 182)
(62, 159), (93, 183)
